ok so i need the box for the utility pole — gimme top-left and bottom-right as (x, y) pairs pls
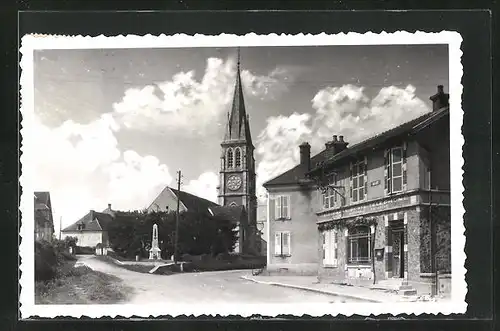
(59, 216), (62, 240)
(174, 170), (182, 264)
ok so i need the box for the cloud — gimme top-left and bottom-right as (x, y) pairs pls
(255, 84), (431, 201)
(183, 171), (219, 203)
(255, 113), (312, 199)
(31, 113), (173, 228)
(241, 67), (291, 100)
(112, 57), (293, 136)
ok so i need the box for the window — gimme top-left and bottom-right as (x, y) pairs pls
(275, 195), (290, 219)
(385, 144), (407, 194)
(235, 147), (242, 168)
(227, 148), (234, 168)
(322, 173), (338, 209)
(274, 231), (291, 256)
(347, 226), (371, 264)
(322, 229), (338, 266)
(350, 159), (367, 203)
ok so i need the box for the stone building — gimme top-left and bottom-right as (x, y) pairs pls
(264, 85), (452, 295)
(216, 50), (258, 254)
(34, 191), (55, 242)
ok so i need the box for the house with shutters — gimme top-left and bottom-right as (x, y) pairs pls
(264, 85), (452, 295)
(61, 204), (115, 248)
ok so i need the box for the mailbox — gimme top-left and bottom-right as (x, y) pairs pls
(375, 248), (385, 261)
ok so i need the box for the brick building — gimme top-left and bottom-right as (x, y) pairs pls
(264, 86), (452, 295)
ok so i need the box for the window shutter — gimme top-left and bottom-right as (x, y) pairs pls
(349, 163), (353, 201)
(269, 196), (275, 222)
(364, 156), (368, 200)
(333, 229), (338, 267)
(322, 232), (326, 262)
(384, 149), (389, 195)
(285, 196), (291, 219)
(274, 232), (281, 255)
(283, 232), (291, 255)
(402, 142), (408, 190)
(275, 196), (281, 219)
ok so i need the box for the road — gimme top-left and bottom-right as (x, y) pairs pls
(78, 255), (342, 304)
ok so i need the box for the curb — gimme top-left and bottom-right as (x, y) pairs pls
(241, 276), (381, 303)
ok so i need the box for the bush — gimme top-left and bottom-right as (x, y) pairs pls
(74, 246), (94, 255)
(35, 240), (58, 281)
(180, 253), (193, 262)
(35, 240), (78, 282)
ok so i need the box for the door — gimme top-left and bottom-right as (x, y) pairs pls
(392, 230), (404, 278)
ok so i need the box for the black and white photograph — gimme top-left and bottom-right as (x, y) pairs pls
(19, 32), (465, 318)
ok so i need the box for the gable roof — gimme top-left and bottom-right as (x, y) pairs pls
(263, 150), (327, 187)
(34, 191), (52, 210)
(264, 107), (449, 187)
(61, 210), (113, 232)
(170, 188), (219, 213)
(209, 205), (246, 223)
(312, 107), (449, 172)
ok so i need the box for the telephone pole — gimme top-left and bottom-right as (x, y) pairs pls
(59, 216), (62, 240)
(174, 170), (182, 264)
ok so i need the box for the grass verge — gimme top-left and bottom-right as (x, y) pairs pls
(35, 261), (134, 304)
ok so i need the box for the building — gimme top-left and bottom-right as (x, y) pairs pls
(264, 85), (452, 295)
(147, 186), (253, 254)
(147, 186), (219, 214)
(257, 202), (268, 256)
(61, 205), (114, 248)
(34, 191), (55, 242)
(263, 142), (325, 275)
(216, 50), (258, 254)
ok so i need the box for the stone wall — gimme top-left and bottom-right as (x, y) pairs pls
(419, 205), (451, 274)
(372, 218), (386, 281)
(406, 208), (422, 281)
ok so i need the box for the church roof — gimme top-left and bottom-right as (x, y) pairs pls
(170, 188), (219, 213)
(61, 210), (114, 232)
(223, 49), (253, 146)
(209, 205), (246, 224)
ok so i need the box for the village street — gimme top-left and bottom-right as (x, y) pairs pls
(78, 255), (343, 304)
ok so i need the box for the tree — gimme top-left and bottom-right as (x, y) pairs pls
(107, 209), (238, 259)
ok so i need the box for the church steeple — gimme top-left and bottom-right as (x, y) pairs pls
(224, 48), (253, 147)
(218, 47), (257, 254)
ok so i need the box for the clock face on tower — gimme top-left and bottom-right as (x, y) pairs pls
(226, 175), (242, 191)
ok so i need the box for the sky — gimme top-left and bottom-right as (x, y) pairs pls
(32, 44), (449, 232)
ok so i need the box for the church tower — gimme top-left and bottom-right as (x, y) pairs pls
(218, 49), (257, 247)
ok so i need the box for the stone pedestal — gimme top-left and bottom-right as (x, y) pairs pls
(149, 224), (161, 260)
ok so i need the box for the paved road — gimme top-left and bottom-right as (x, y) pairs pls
(78, 256), (341, 304)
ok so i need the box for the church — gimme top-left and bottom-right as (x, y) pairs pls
(148, 50), (260, 255)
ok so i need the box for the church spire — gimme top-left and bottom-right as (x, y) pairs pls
(223, 47), (253, 146)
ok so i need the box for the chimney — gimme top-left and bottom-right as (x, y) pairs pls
(299, 142), (311, 173)
(107, 203), (112, 210)
(325, 135), (349, 159)
(430, 85), (450, 111)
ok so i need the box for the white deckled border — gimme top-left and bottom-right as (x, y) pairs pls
(19, 31), (465, 319)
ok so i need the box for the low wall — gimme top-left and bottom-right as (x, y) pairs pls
(438, 273), (451, 296)
(264, 263), (318, 276)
